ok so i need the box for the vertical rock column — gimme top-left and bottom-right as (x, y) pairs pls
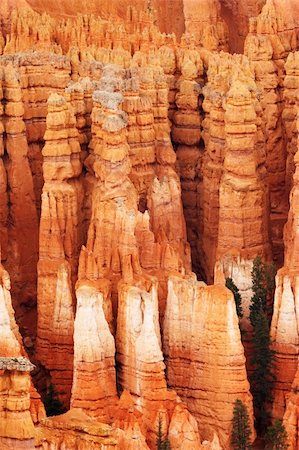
(244, 0), (299, 264)
(122, 70), (156, 205)
(1, 63), (39, 320)
(0, 70), (8, 262)
(172, 56), (203, 277)
(70, 283), (117, 422)
(202, 53), (246, 281)
(283, 52), (299, 199)
(0, 358), (35, 450)
(271, 101), (299, 420)
(117, 278), (201, 449)
(37, 93), (83, 407)
(0, 258), (45, 436)
(163, 274), (255, 449)
(217, 76), (271, 319)
(71, 87), (132, 420)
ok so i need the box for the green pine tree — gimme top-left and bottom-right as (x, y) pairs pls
(249, 257), (276, 435)
(42, 383), (65, 417)
(156, 415), (163, 450)
(250, 256), (276, 325)
(250, 310), (276, 434)
(231, 399), (252, 450)
(265, 420), (288, 449)
(249, 256), (267, 326)
(156, 415), (171, 450)
(226, 277), (243, 318)
(265, 261), (277, 318)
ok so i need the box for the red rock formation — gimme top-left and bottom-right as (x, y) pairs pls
(283, 361), (299, 450)
(0, 257), (45, 433)
(244, 8), (297, 264)
(163, 274), (255, 448)
(183, 0), (229, 51)
(219, 0), (266, 53)
(271, 103), (299, 420)
(172, 51), (204, 276)
(217, 77), (270, 262)
(202, 52), (270, 284)
(168, 403), (202, 449)
(0, 52), (72, 219)
(0, 2), (299, 448)
(70, 282), (117, 421)
(37, 92), (83, 406)
(116, 277), (202, 448)
(0, 357), (35, 450)
(271, 271), (299, 420)
(0, 261), (22, 358)
(0, 81), (8, 263)
(113, 390), (150, 449)
(35, 409), (120, 449)
(284, 52), (299, 202)
(0, 62), (39, 322)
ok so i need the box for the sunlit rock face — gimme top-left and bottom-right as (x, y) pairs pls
(163, 274), (255, 448)
(0, 0), (298, 448)
(273, 99), (299, 424)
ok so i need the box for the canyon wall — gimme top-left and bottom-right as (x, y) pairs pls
(0, 0), (298, 449)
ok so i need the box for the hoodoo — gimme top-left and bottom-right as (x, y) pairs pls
(0, 0), (298, 448)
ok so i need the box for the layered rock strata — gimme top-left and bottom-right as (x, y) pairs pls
(70, 282), (117, 421)
(172, 53), (204, 277)
(36, 92), (83, 406)
(0, 357), (35, 450)
(163, 274), (255, 448)
(0, 63), (39, 322)
(271, 103), (299, 420)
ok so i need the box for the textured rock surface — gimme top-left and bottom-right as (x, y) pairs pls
(0, 62), (39, 325)
(0, 259), (43, 448)
(271, 103), (299, 421)
(0, 359), (35, 450)
(0, 1), (298, 448)
(163, 274), (255, 448)
(201, 52), (271, 284)
(71, 282), (117, 421)
(37, 92), (83, 406)
(35, 409), (119, 449)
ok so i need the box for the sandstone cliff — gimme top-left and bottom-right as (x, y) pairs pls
(0, 1), (298, 449)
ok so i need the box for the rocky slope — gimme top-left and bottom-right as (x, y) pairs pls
(0, 0), (298, 449)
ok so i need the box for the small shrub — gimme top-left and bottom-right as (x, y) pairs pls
(265, 420), (288, 450)
(42, 383), (65, 416)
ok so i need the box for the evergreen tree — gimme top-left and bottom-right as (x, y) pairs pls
(42, 384), (65, 416)
(265, 261), (277, 318)
(249, 256), (267, 326)
(250, 256), (276, 325)
(249, 256), (276, 435)
(231, 399), (252, 450)
(156, 415), (164, 450)
(265, 420), (288, 450)
(156, 415), (171, 450)
(250, 310), (276, 434)
(226, 277), (243, 318)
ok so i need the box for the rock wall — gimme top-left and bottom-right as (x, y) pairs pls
(0, 1), (298, 448)
(163, 275), (255, 448)
(272, 98), (299, 423)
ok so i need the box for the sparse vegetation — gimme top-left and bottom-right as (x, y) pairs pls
(42, 383), (65, 417)
(226, 277), (243, 318)
(231, 399), (252, 450)
(265, 420), (288, 450)
(249, 257), (276, 435)
(156, 415), (171, 450)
